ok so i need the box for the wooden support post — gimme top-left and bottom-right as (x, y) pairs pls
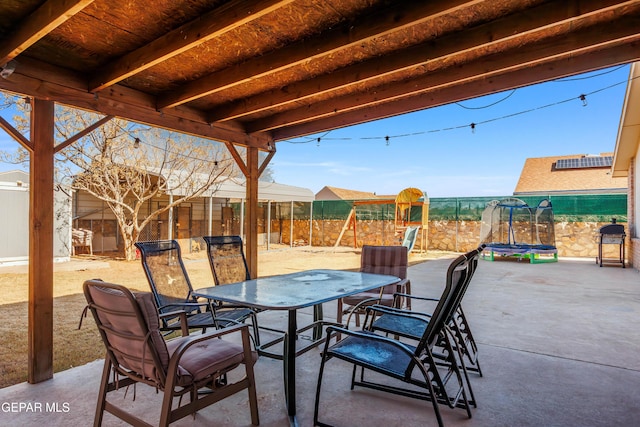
(245, 146), (259, 278)
(29, 98), (55, 383)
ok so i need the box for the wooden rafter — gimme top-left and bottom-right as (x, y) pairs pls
(157, 0), (484, 109)
(89, 0), (294, 92)
(1, 56), (270, 149)
(248, 12), (640, 135)
(271, 40), (640, 141)
(0, 0), (95, 66)
(207, 0), (632, 123)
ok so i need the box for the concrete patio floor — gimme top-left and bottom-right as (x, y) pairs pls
(1, 255), (639, 426)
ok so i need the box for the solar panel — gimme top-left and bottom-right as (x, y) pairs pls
(555, 156), (612, 170)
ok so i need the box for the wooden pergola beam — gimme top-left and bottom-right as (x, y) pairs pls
(253, 14), (640, 135)
(0, 56), (272, 150)
(89, 0), (294, 92)
(271, 39), (640, 141)
(0, 0), (95, 66)
(207, 0), (629, 123)
(54, 115), (114, 152)
(157, 0), (483, 109)
(225, 143), (249, 177)
(258, 145), (276, 177)
(0, 114), (33, 151)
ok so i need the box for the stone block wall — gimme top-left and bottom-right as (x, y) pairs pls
(279, 218), (629, 262)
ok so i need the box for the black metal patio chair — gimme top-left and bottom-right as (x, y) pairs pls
(202, 235), (251, 285)
(202, 235), (289, 357)
(314, 251), (476, 427)
(135, 239), (258, 336)
(370, 245), (485, 377)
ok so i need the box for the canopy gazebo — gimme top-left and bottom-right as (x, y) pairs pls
(0, 0), (638, 385)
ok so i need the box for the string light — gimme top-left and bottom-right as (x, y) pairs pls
(116, 127), (235, 167)
(385, 136), (389, 146)
(283, 71), (637, 146)
(579, 94), (587, 107)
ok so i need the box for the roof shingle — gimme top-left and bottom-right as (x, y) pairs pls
(514, 153), (627, 195)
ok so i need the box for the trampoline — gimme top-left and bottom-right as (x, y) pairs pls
(479, 198), (557, 264)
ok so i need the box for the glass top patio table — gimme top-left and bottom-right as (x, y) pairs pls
(193, 269), (400, 426)
(194, 268), (399, 310)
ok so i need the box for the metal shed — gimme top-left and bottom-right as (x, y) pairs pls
(0, 170), (71, 265)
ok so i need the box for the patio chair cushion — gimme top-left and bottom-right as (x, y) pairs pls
(165, 337), (247, 387)
(361, 245), (407, 274)
(135, 291), (251, 387)
(134, 292), (170, 371)
(87, 286), (169, 382)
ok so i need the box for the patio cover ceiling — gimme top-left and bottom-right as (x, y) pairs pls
(1, 0), (640, 150)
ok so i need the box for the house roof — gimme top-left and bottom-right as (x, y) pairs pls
(514, 153), (627, 195)
(215, 179), (315, 202)
(315, 186), (379, 200)
(145, 167), (315, 201)
(0, 170), (29, 183)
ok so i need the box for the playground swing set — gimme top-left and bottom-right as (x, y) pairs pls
(333, 187), (429, 253)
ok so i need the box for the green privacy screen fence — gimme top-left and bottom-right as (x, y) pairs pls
(311, 194), (627, 223)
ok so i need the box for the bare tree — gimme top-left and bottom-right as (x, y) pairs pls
(0, 93), (238, 261)
(56, 108), (235, 260)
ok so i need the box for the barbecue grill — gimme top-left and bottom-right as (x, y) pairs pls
(596, 219), (625, 268)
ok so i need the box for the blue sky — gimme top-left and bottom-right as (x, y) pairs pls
(0, 65), (632, 198)
(270, 64), (631, 198)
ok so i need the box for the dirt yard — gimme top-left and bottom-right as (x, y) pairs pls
(0, 246), (448, 388)
(0, 246), (371, 305)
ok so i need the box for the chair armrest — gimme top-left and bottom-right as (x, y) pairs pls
(159, 310), (189, 336)
(368, 304), (433, 319)
(394, 278), (409, 290)
(344, 296), (386, 328)
(161, 301), (211, 312)
(324, 325), (415, 356)
(364, 305), (431, 324)
(392, 292), (439, 308)
(393, 292), (439, 302)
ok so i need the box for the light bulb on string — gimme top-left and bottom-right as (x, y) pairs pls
(470, 123), (476, 134)
(579, 94), (588, 106)
(385, 136), (390, 146)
